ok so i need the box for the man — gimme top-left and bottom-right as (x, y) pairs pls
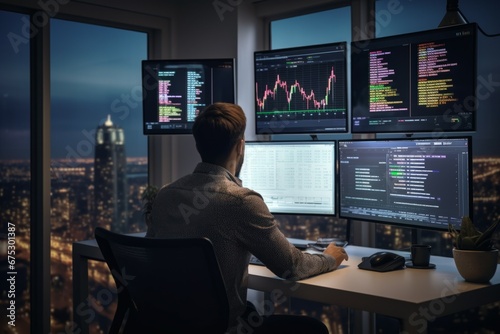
(147, 102), (348, 333)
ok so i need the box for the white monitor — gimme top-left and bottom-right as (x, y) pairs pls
(239, 141), (336, 215)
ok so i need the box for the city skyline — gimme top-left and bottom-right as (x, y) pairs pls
(1, 156), (499, 333)
(94, 115), (129, 234)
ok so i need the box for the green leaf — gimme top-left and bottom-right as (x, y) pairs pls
(452, 217), (499, 250)
(460, 216), (480, 237)
(460, 236), (479, 250)
(475, 220), (500, 249)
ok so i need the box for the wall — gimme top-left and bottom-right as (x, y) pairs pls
(162, 0), (241, 181)
(159, 0), (349, 183)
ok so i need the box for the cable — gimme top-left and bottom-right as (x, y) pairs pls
(459, 9), (500, 37)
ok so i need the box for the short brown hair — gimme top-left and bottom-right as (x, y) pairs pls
(192, 103), (246, 164)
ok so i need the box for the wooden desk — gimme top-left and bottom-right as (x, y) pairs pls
(72, 238), (500, 334)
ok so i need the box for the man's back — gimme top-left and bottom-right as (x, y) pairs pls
(148, 163), (254, 322)
(147, 163), (336, 329)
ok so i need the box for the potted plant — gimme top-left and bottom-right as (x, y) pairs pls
(449, 217), (499, 283)
(141, 185), (159, 228)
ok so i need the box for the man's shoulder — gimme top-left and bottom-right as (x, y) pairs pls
(157, 171), (264, 204)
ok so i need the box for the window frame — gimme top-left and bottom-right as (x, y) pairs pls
(263, 0), (376, 247)
(0, 2), (169, 332)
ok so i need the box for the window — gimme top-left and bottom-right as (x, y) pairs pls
(373, 0), (500, 332)
(268, 8), (352, 246)
(50, 19), (147, 332)
(373, 0), (500, 254)
(0, 10), (31, 334)
(268, 7), (352, 333)
(271, 7), (351, 49)
(270, 2), (500, 332)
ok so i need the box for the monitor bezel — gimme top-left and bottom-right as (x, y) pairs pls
(254, 42), (349, 135)
(142, 58), (236, 135)
(350, 23), (477, 134)
(337, 136), (473, 232)
(241, 140), (337, 216)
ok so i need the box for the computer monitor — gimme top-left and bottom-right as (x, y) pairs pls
(142, 58), (235, 135)
(239, 141), (336, 215)
(351, 23), (477, 134)
(338, 137), (472, 231)
(254, 42), (348, 135)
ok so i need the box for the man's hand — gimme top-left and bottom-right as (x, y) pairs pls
(323, 243), (349, 268)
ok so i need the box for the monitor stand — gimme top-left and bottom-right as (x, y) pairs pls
(411, 228), (422, 245)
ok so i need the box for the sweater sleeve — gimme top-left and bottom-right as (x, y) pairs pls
(235, 190), (336, 280)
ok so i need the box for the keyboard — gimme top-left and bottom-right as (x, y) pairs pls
(307, 240), (348, 251)
(288, 237), (348, 250)
(249, 239), (348, 266)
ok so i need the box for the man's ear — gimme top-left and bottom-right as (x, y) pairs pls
(236, 138), (244, 155)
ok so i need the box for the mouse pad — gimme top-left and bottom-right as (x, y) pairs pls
(358, 257), (405, 272)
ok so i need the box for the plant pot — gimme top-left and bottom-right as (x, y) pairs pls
(452, 248), (499, 283)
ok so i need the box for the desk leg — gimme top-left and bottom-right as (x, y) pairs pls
(72, 251), (89, 334)
(350, 309), (375, 333)
(400, 317), (428, 334)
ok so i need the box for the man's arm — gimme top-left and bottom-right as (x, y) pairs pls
(236, 192), (346, 280)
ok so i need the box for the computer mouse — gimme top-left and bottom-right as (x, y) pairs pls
(369, 251), (405, 269)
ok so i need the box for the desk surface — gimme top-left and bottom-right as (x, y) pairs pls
(73, 237), (500, 334)
(249, 245), (500, 321)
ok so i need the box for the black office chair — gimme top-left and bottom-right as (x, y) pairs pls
(94, 227), (230, 334)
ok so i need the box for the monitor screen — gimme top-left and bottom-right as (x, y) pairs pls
(239, 141), (336, 215)
(351, 23), (477, 134)
(338, 137), (472, 231)
(142, 58), (235, 135)
(254, 42), (348, 135)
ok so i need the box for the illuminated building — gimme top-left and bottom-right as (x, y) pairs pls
(94, 115), (128, 234)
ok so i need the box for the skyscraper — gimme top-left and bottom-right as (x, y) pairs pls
(94, 115), (128, 233)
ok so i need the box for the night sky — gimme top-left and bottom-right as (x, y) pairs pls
(0, 14), (147, 159)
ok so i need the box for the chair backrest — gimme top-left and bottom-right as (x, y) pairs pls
(94, 227), (230, 334)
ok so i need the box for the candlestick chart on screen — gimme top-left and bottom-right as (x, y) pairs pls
(254, 42), (348, 134)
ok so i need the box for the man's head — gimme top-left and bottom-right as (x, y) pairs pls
(192, 103), (246, 168)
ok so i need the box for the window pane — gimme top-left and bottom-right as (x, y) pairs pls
(375, 0), (444, 38)
(374, 0), (500, 332)
(271, 7), (351, 49)
(269, 7), (351, 334)
(374, 0), (500, 252)
(50, 19), (147, 332)
(0, 9), (31, 334)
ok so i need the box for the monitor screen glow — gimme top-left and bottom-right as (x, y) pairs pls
(254, 42), (348, 135)
(351, 23), (477, 134)
(239, 141), (336, 215)
(338, 137), (472, 231)
(142, 58), (235, 135)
